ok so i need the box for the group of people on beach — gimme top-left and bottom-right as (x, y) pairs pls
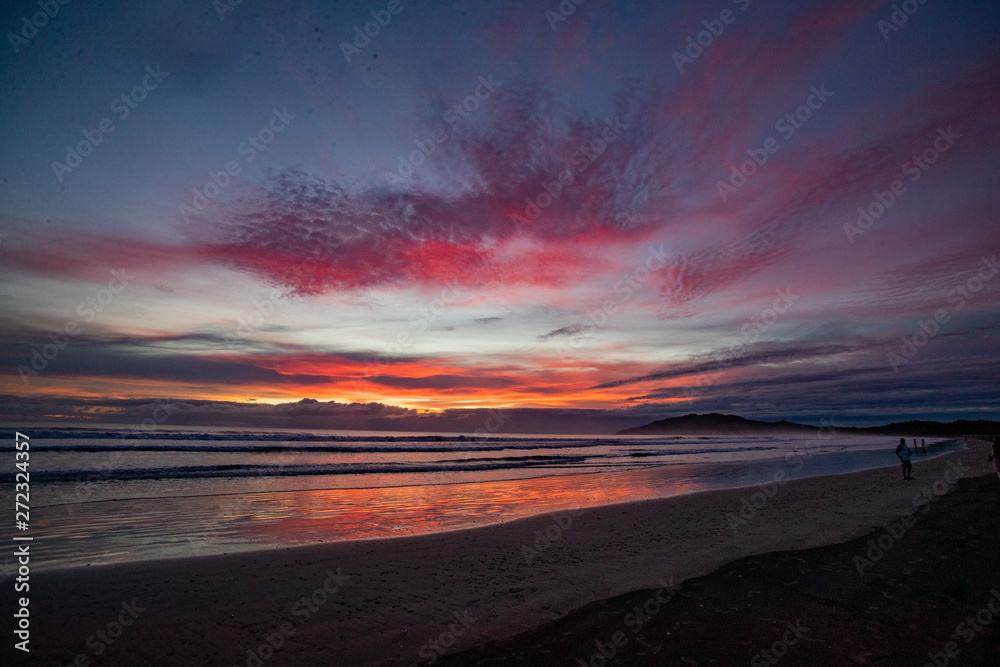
(897, 435), (1000, 481)
(894, 437), (927, 480)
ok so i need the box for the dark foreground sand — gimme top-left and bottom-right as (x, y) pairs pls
(5, 439), (996, 666)
(440, 469), (1000, 666)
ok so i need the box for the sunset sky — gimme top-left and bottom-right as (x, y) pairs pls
(1, 0), (998, 431)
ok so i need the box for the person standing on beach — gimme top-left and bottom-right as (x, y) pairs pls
(921, 438), (927, 455)
(896, 438), (913, 480)
(987, 436), (1000, 479)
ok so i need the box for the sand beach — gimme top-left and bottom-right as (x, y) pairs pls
(7, 439), (996, 666)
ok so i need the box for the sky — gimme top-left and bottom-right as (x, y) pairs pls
(1, 0), (998, 432)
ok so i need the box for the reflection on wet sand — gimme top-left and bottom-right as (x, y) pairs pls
(34, 463), (712, 570)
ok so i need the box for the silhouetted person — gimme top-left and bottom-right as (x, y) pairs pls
(921, 438), (927, 455)
(988, 436), (1000, 479)
(896, 438), (913, 480)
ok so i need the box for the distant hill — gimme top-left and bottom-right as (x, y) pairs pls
(616, 413), (1000, 437)
(616, 413), (816, 435)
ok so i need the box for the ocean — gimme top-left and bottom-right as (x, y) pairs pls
(4, 425), (963, 571)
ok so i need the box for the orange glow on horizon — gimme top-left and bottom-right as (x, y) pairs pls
(3, 365), (697, 413)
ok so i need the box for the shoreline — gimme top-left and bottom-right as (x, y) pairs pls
(29, 437), (965, 573)
(6, 439), (991, 666)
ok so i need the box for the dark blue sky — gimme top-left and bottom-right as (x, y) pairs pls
(1, 0), (998, 430)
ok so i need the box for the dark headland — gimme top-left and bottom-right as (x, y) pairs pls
(617, 412), (1000, 437)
